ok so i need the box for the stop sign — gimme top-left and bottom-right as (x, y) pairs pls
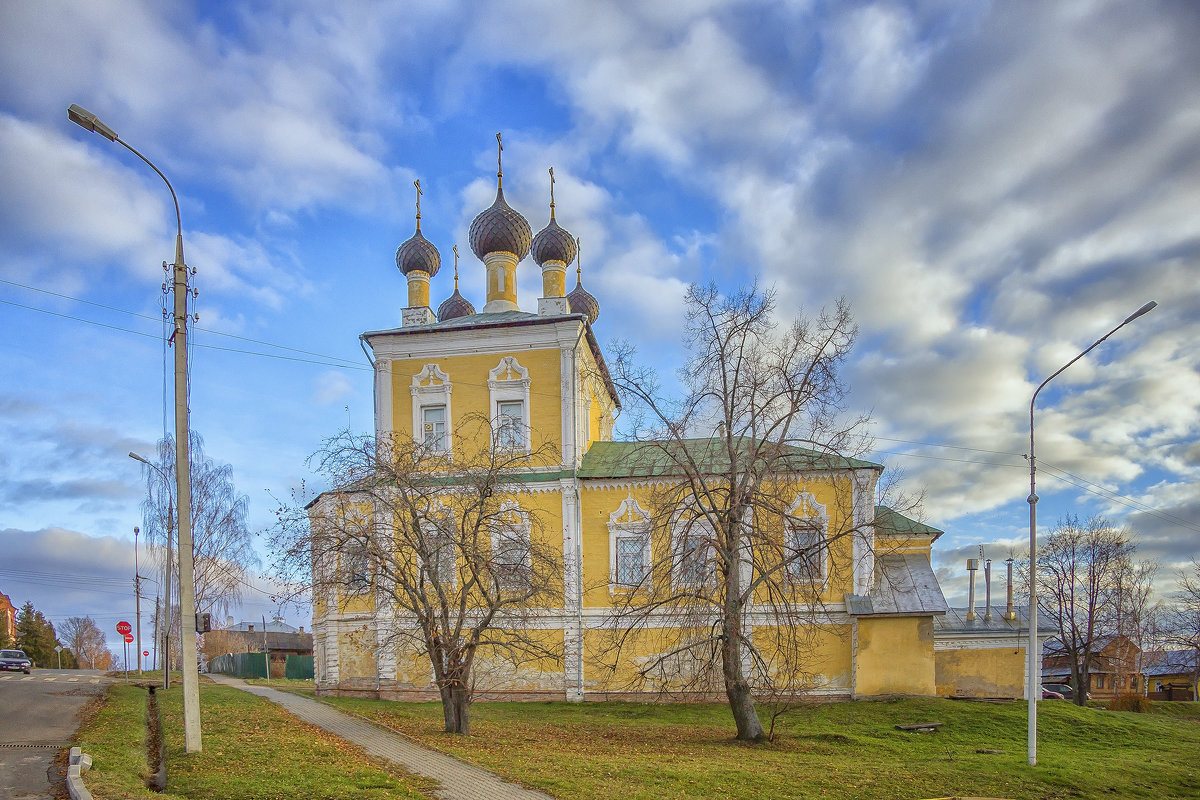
(116, 621), (132, 635)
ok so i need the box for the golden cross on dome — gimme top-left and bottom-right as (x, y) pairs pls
(452, 245), (460, 289)
(576, 236), (582, 281)
(413, 179), (423, 227)
(496, 132), (503, 185)
(549, 166), (556, 210)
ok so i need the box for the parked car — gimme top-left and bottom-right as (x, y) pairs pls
(1041, 686), (1065, 699)
(1043, 682), (1075, 699)
(0, 650), (32, 674)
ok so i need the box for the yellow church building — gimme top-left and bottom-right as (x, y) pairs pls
(311, 154), (1039, 703)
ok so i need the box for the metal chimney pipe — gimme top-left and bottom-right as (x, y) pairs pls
(966, 558), (979, 621)
(1005, 557), (1016, 621)
(984, 559), (993, 621)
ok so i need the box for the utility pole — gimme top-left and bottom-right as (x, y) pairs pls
(134, 526), (142, 676)
(73, 103), (202, 752)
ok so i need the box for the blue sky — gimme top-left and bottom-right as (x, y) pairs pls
(2, 0), (1198, 659)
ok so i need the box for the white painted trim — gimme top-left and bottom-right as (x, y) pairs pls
(852, 471), (878, 595)
(376, 359), (394, 439)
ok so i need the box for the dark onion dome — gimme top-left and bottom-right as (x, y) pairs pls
(567, 266), (599, 325)
(437, 287), (475, 321)
(395, 225), (441, 276)
(531, 215), (577, 266)
(468, 187), (532, 261)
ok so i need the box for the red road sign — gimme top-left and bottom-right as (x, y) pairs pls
(116, 621), (132, 635)
(143, 650), (149, 657)
(123, 633), (134, 643)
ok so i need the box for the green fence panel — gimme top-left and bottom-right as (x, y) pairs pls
(285, 655), (314, 680)
(233, 651), (269, 678)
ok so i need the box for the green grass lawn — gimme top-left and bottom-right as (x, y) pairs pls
(313, 694), (1200, 800)
(73, 682), (436, 799)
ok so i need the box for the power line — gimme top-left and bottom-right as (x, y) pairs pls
(0, 279), (365, 369)
(872, 443), (1200, 534)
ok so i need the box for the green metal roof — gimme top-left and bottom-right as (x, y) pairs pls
(874, 505), (943, 539)
(577, 438), (881, 480)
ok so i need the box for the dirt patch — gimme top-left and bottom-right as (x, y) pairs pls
(146, 687), (166, 791)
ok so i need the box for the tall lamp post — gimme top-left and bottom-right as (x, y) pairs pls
(1026, 299), (1156, 766)
(129, 452), (173, 690)
(69, 104), (202, 753)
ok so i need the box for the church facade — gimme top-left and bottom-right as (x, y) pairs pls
(310, 151), (1037, 702)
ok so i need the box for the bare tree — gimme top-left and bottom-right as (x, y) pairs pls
(1033, 515), (1137, 705)
(137, 432), (259, 629)
(1111, 558), (1159, 696)
(1161, 559), (1200, 699)
(58, 616), (111, 669)
(602, 283), (882, 742)
(271, 415), (563, 734)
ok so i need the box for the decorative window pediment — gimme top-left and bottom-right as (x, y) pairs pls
(411, 364), (453, 454)
(488, 356), (531, 453)
(786, 492), (829, 584)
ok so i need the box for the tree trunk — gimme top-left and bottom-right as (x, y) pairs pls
(721, 539), (765, 742)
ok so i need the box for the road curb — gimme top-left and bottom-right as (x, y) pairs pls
(66, 746), (94, 800)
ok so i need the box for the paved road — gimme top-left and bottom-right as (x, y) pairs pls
(0, 670), (111, 800)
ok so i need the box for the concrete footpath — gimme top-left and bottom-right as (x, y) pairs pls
(207, 675), (554, 800)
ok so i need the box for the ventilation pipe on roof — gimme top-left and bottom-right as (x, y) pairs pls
(966, 558), (979, 621)
(984, 558), (993, 621)
(1005, 557), (1017, 621)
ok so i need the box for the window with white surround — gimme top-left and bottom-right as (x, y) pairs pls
(608, 497), (651, 589)
(490, 501), (532, 592)
(488, 356), (531, 453)
(671, 511), (714, 588)
(411, 364), (453, 454)
(416, 510), (456, 589)
(785, 492), (828, 583)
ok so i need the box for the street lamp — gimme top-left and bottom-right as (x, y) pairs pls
(129, 451), (173, 690)
(69, 103), (202, 753)
(1026, 299), (1156, 766)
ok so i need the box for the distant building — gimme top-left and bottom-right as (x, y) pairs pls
(202, 616), (313, 678)
(1143, 649), (1198, 701)
(1042, 634), (1143, 698)
(0, 590), (15, 646)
